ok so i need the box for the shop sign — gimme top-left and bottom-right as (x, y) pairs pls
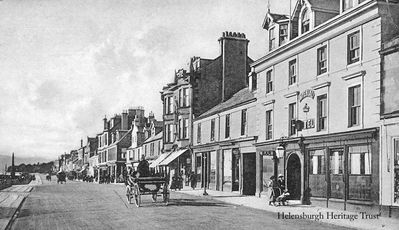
(260, 151), (274, 156)
(299, 89), (315, 102)
(304, 119), (315, 129)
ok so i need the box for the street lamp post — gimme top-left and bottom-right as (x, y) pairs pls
(274, 146), (285, 179)
(203, 154), (208, 196)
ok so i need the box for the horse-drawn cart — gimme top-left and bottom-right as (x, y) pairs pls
(127, 176), (169, 207)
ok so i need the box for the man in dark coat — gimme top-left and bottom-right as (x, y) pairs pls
(137, 154), (150, 177)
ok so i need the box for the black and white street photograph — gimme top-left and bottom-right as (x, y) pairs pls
(1, 0), (399, 229)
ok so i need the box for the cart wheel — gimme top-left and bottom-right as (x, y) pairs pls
(152, 193), (157, 202)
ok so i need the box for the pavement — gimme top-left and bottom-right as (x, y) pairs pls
(0, 174), (41, 230)
(9, 179), (345, 230)
(176, 187), (399, 230)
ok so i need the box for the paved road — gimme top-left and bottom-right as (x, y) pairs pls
(11, 175), (349, 230)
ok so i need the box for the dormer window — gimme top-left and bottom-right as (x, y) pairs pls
(301, 9), (310, 34)
(269, 27), (276, 51)
(279, 24), (288, 45)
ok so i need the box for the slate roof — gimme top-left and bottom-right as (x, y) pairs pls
(143, 131), (163, 144)
(269, 13), (289, 22)
(308, 0), (340, 12)
(197, 88), (255, 119)
(152, 121), (163, 128)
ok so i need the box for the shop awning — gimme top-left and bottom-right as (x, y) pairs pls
(158, 149), (189, 166)
(149, 153), (169, 168)
(79, 164), (88, 173)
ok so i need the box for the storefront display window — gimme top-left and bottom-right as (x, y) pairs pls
(310, 150), (325, 175)
(223, 150), (232, 183)
(309, 149), (326, 197)
(210, 151), (216, 186)
(349, 145), (370, 175)
(347, 145), (372, 201)
(196, 154), (201, 182)
(394, 139), (399, 204)
(330, 150), (343, 174)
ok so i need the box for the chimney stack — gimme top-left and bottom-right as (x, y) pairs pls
(148, 111), (155, 123)
(103, 116), (108, 130)
(218, 31), (249, 102)
(81, 139), (83, 148)
(121, 110), (128, 130)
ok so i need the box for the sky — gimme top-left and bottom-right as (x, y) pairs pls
(0, 0), (291, 161)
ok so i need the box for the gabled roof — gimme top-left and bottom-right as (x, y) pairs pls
(143, 131), (163, 144)
(270, 13), (289, 21)
(263, 12), (290, 30)
(110, 129), (132, 146)
(197, 88), (255, 119)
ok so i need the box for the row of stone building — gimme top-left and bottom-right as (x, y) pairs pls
(56, 0), (399, 217)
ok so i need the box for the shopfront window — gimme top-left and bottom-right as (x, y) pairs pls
(210, 151), (216, 188)
(196, 154), (202, 182)
(348, 145), (372, 201)
(223, 150), (232, 185)
(310, 150), (325, 175)
(394, 138), (399, 204)
(309, 149), (326, 197)
(330, 150), (343, 174)
(349, 145), (371, 175)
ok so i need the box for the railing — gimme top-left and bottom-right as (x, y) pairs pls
(0, 175), (34, 191)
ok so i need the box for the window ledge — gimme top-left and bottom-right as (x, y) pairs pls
(288, 83), (298, 89)
(316, 72), (329, 78)
(346, 61), (362, 70)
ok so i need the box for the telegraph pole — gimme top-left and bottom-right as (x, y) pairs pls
(11, 152), (15, 179)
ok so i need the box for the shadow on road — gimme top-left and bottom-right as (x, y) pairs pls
(166, 198), (231, 207)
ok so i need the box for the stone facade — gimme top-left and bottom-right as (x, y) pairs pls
(252, 0), (399, 214)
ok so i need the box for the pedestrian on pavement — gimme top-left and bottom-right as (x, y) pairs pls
(277, 174), (285, 191)
(267, 175), (277, 206)
(189, 171), (197, 190)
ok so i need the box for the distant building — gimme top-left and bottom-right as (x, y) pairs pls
(97, 108), (140, 183)
(127, 111), (162, 172)
(84, 137), (98, 178)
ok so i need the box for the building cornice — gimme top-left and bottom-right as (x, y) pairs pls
(251, 0), (378, 70)
(192, 136), (257, 149)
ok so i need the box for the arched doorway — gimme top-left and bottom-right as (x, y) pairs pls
(287, 153), (301, 200)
